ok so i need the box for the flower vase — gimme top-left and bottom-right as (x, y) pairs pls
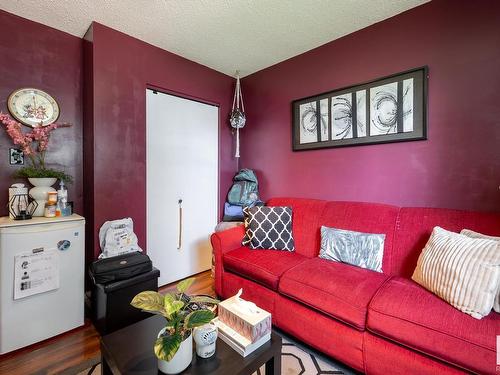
(157, 328), (193, 374)
(28, 178), (57, 217)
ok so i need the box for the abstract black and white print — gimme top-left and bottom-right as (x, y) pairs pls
(356, 90), (367, 137)
(319, 99), (329, 141)
(299, 100), (328, 144)
(299, 101), (318, 144)
(370, 79), (414, 136)
(403, 78), (414, 132)
(9, 148), (24, 165)
(370, 83), (398, 136)
(292, 67), (426, 150)
(332, 94), (353, 140)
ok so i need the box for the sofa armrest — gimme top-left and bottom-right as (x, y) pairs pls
(210, 225), (245, 296)
(211, 225), (245, 255)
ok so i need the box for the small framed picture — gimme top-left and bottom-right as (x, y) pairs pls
(9, 148), (24, 165)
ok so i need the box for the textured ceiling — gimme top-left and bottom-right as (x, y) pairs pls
(0, 0), (428, 77)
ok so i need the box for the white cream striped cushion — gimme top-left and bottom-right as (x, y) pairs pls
(460, 229), (500, 313)
(412, 226), (500, 319)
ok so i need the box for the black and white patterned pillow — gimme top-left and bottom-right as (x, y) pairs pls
(242, 206), (294, 251)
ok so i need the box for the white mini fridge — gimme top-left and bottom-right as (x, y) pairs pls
(0, 214), (85, 354)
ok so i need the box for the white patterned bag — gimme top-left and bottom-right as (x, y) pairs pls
(98, 218), (143, 259)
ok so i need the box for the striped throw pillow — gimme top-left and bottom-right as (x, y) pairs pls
(412, 226), (500, 319)
(460, 229), (500, 313)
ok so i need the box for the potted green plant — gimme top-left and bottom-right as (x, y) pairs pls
(131, 278), (218, 374)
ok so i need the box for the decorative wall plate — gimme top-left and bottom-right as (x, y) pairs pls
(7, 88), (60, 127)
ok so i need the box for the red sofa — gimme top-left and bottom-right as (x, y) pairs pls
(211, 198), (500, 374)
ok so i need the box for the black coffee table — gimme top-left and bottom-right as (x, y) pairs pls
(100, 315), (282, 375)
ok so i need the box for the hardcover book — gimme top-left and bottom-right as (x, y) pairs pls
(213, 317), (271, 357)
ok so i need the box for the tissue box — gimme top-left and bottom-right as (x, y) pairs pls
(218, 295), (271, 343)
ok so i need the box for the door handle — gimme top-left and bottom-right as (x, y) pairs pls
(177, 199), (183, 249)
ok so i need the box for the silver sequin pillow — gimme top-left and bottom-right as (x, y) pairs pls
(319, 226), (385, 272)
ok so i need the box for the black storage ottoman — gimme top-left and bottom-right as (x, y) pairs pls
(91, 267), (160, 335)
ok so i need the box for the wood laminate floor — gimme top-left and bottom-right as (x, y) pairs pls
(0, 270), (214, 375)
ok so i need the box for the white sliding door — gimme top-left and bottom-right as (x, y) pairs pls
(146, 89), (218, 286)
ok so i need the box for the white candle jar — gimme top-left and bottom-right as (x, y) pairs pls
(193, 323), (218, 358)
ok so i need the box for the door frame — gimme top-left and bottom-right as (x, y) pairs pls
(145, 85), (220, 285)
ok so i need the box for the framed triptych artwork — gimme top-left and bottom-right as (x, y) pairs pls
(292, 67), (428, 151)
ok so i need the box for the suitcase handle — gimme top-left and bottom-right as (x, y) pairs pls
(177, 199), (182, 250)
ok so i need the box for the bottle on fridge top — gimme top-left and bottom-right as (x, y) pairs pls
(57, 181), (69, 216)
(57, 181), (68, 204)
(47, 192), (58, 204)
(44, 202), (56, 218)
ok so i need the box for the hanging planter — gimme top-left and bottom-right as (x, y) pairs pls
(229, 72), (246, 158)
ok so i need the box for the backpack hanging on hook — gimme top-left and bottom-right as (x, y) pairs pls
(230, 72), (246, 158)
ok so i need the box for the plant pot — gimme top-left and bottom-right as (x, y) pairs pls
(28, 178), (57, 217)
(157, 329), (193, 374)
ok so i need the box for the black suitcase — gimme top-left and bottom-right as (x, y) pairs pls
(89, 252), (152, 284)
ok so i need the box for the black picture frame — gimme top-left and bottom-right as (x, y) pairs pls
(292, 66), (428, 151)
(9, 148), (24, 165)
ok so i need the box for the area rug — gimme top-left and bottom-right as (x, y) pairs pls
(255, 338), (348, 374)
(80, 336), (355, 375)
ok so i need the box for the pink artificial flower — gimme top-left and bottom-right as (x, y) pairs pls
(0, 112), (34, 155)
(1, 112), (70, 159)
(26, 123), (58, 152)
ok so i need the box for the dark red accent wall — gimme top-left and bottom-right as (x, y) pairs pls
(84, 23), (235, 259)
(241, 0), (500, 213)
(0, 10), (83, 217)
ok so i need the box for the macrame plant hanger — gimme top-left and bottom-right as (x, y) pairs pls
(230, 71), (246, 167)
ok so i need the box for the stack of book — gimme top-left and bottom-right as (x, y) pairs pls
(213, 294), (272, 357)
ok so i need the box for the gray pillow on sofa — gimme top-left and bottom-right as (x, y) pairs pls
(319, 226), (385, 272)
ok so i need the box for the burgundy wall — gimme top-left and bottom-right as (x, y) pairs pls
(241, 0), (500, 213)
(0, 10), (83, 216)
(85, 23), (235, 258)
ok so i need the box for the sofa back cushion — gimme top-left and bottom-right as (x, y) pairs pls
(318, 202), (400, 274)
(267, 198), (327, 258)
(392, 207), (500, 278)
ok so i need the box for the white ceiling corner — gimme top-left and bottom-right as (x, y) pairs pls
(0, 0), (429, 77)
